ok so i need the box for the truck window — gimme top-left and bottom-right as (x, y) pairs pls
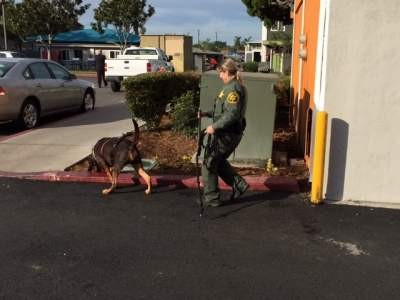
(125, 49), (140, 55)
(125, 49), (157, 56)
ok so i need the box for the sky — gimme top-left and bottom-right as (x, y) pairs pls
(79, 0), (262, 45)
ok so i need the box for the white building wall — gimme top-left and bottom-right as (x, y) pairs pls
(261, 23), (268, 62)
(323, 0), (400, 204)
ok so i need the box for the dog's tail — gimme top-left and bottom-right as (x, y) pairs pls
(132, 117), (140, 146)
(113, 118), (140, 148)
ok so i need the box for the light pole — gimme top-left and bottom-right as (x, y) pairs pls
(0, 0), (7, 50)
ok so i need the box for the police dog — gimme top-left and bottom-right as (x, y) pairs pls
(91, 118), (151, 195)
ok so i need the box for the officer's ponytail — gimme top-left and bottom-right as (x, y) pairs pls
(236, 71), (243, 86)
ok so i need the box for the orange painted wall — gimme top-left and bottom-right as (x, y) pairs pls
(291, 0), (320, 159)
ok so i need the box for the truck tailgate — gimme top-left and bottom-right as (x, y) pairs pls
(105, 59), (149, 77)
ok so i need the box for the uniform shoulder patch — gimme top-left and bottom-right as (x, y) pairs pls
(227, 91), (239, 104)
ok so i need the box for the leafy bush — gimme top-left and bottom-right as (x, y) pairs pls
(242, 62), (259, 72)
(171, 91), (200, 137)
(123, 72), (200, 129)
(273, 75), (291, 105)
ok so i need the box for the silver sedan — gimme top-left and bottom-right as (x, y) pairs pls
(0, 58), (95, 129)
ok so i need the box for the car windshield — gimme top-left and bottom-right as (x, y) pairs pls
(11, 52), (24, 58)
(0, 61), (16, 77)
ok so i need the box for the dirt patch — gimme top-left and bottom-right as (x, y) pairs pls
(139, 129), (197, 175)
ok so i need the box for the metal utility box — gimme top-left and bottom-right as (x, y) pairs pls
(199, 71), (279, 166)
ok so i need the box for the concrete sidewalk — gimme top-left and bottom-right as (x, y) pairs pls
(0, 108), (137, 172)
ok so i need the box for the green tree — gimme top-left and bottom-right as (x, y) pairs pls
(242, 0), (293, 27)
(233, 36), (252, 52)
(6, 0), (89, 59)
(92, 0), (155, 51)
(195, 39), (227, 52)
(233, 36), (241, 51)
(1, 1), (26, 49)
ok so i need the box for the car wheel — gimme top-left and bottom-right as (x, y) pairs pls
(18, 100), (40, 129)
(81, 91), (95, 112)
(110, 81), (121, 92)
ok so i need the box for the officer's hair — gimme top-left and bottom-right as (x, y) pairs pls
(219, 58), (243, 85)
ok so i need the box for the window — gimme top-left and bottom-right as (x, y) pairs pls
(74, 50), (83, 60)
(0, 62), (16, 77)
(271, 21), (285, 32)
(60, 50), (70, 60)
(0, 53), (6, 58)
(124, 49), (157, 56)
(10, 52), (24, 58)
(140, 49), (158, 55)
(29, 63), (52, 79)
(159, 49), (168, 61)
(46, 63), (70, 80)
(23, 67), (33, 79)
(110, 51), (120, 58)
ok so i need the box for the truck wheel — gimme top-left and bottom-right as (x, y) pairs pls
(110, 81), (121, 92)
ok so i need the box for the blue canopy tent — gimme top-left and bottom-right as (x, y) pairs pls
(31, 28), (140, 45)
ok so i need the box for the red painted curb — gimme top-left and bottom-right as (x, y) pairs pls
(0, 170), (300, 193)
(0, 128), (35, 142)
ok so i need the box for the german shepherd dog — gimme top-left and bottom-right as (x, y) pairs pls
(91, 118), (151, 195)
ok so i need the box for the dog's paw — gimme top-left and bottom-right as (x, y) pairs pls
(102, 188), (111, 195)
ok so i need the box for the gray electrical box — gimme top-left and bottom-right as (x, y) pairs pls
(199, 71), (279, 166)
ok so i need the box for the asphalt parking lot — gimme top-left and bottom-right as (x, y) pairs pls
(0, 177), (399, 299)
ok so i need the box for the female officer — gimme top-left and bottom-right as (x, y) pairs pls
(199, 58), (249, 207)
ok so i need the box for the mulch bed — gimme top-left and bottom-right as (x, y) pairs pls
(134, 116), (309, 189)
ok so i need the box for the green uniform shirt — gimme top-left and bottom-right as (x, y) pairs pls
(212, 79), (246, 132)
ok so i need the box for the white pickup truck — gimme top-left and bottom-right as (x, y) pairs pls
(105, 47), (173, 92)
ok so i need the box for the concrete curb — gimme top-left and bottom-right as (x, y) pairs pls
(74, 72), (97, 78)
(0, 170), (300, 193)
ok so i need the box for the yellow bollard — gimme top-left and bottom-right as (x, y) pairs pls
(311, 111), (328, 204)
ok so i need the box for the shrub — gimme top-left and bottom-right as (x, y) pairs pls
(171, 91), (200, 137)
(123, 72), (200, 129)
(242, 62), (259, 72)
(273, 75), (291, 106)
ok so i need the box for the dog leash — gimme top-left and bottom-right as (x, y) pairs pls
(196, 110), (205, 217)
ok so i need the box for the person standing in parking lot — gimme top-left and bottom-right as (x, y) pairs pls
(199, 58), (249, 207)
(95, 50), (107, 88)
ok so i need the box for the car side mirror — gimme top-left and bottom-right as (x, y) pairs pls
(69, 73), (77, 80)
(168, 55), (173, 62)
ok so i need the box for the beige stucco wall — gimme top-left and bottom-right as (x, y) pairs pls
(323, 1), (400, 203)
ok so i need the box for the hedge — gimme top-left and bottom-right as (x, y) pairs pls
(242, 62), (259, 72)
(123, 72), (201, 129)
(171, 90), (200, 137)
